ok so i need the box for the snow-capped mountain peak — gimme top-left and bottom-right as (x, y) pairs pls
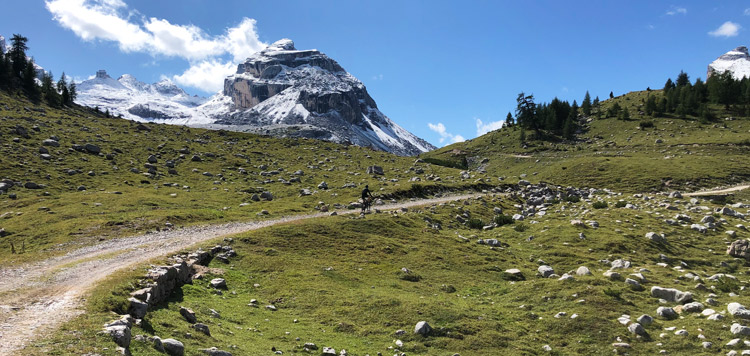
(211, 38), (435, 155)
(707, 46), (750, 80)
(76, 70), (209, 124)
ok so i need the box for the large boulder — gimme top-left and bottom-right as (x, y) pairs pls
(162, 338), (185, 356)
(727, 240), (750, 260)
(105, 325), (131, 348)
(728, 303), (750, 319)
(651, 286), (693, 304)
(128, 297), (148, 319)
(537, 265), (555, 278)
(200, 347), (233, 356)
(366, 165), (384, 175)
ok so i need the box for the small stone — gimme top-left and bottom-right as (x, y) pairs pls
(414, 321), (432, 336)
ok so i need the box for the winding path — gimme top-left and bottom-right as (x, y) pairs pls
(683, 184), (750, 197)
(0, 193), (482, 355)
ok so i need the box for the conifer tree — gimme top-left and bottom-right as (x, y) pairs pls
(505, 112), (514, 126)
(10, 34), (28, 81)
(68, 82), (77, 103)
(609, 91), (614, 99)
(58, 72), (70, 105)
(41, 71), (60, 107)
(618, 107), (630, 120)
(582, 91), (592, 115)
(0, 50), (7, 89)
(676, 71), (690, 87)
(23, 58), (40, 102)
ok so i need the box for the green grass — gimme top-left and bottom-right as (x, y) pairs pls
(424, 89), (750, 193)
(30, 190), (750, 355)
(0, 91), (473, 265)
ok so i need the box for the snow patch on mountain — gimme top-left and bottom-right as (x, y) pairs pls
(75, 70), (211, 125)
(708, 46), (750, 80)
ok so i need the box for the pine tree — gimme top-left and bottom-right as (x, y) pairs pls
(676, 71), (690, 87)
(582, 91), (592, 116)
(519, 127), (526, 145)
(515, 92), (538, 133)
(0, 49), (7, 90)
(68, 82), (77, 103)
(23, 58), (40, 102)
(10, 34), (28, 84)
(618, 107), (630, 120)
(645, 95), (657, 115)
(41, 71), (60, 107)
(563, 101), (577, 139)
(58, 72), (70, 105)
(505, 112), (514, 126)
(663, 78), (675, 92)
(609, 91), (614, 99)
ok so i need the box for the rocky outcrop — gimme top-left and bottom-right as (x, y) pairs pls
(106, 243), (237, 353)
(213, 39), (435, 156)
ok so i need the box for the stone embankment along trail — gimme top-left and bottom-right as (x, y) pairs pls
(0, 193), (483, 356)
(683, 184), (750, 197)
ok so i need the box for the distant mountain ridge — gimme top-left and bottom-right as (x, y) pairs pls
(707, 46), (750, 80)
(74, 39), (434, 156)
(75, 70), (210, 124)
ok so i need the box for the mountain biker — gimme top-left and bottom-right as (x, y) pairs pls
(361, 185), (374, 213)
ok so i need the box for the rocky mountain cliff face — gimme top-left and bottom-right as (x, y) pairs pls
(212, 39), (435, 156)
(76, 70), (210, 124)
(707, 46), (750, 80)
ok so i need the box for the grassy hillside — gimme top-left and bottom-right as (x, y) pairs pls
(423, 90), (750, 193)
(32, 187), (750, 355)
(0, 91), (471, 264)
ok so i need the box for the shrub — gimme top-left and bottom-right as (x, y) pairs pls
(494, 214), (514, 226)
(513, 223), (528, 232)
(564, 195), (581, 203)
(715, 276), (740, 293)
(639, 120), (655, 129)
(615, 201), (627, 208)
(592, 201), (608, 209)
(467, 218), (485, 229)
(604, 288), (622, 299)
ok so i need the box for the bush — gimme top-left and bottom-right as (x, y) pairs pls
(615, 201), (627, 208)
(592, 201), (608, 209)
(564, 195), (581, 203)
(467, 218), (485, 229)
(513, 223), (528, 232)
(604, 288), (622, 299)
(715, 276), (740, 293)
(494, 214), (514, 226)
(639, 120), (655, 129)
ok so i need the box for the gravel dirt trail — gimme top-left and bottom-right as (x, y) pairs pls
(683, 184), (750, 196)
(0, 193), (482, 355)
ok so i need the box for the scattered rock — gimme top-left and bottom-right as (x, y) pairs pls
(650, 286), (693, 303)
(727, 240), (750, 260)
(728, 302), (750, 319)
(537, 265), (555, 278)
(162, 338), (184, 356)
(210, 278), (227, 289)
(656, 306), (678, 320)
(180, 307), (196, 323)
(575, 266), (591, 276)
(730, 323), (750, 336)
(628, 322), (647, 336)
(414, 321), (432, 336)
(200, 347), (232, 356)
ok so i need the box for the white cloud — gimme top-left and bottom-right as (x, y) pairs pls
(475, 118), (504, 136)
(371, 74), (384, 81)
(428, 122), (465, 145)
(172, 60), (235, 93)
(709, 21), (741, 37)
(666, 6), (687, 15)
(744, 8), (750, 16)
(45, 0), (267, 92)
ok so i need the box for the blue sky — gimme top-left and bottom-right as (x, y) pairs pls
(1, 1), (748, 147)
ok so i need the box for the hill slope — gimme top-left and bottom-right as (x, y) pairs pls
(423, 89), (750, 192)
